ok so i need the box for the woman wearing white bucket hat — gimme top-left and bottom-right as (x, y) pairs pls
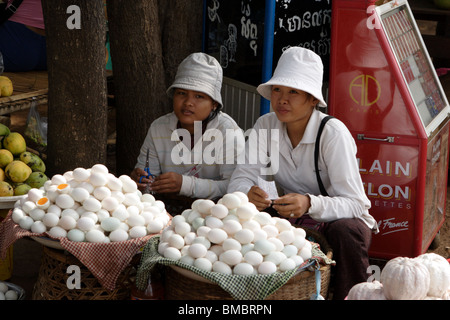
(228, 47), (378, 299)
(131, 52), (243, 213)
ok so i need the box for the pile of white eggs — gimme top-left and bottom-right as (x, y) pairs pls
(0, 282), (19, 300)
(158, 192), (312, 275)
(11, 164), (170, 243)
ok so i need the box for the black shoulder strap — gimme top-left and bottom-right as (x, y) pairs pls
(314, 115), (334, 196)
(0, 0), (24, 25)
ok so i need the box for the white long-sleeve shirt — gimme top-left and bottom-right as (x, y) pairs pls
(227, 109), (378, 232)
(135, 111), (244, 200)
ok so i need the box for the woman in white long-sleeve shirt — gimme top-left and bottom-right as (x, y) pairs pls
(227, 47), (378, 300)
(131, 53), (243, 212)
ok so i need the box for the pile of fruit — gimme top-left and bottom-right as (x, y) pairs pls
(0, 123), (47, 197)
(0, 76), (13, 97)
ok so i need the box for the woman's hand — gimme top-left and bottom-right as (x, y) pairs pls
(272, 193), (311, 219)
(247, 186), (271, 211)
(150, 172), (183, 194)
(130, 167), (153, 192)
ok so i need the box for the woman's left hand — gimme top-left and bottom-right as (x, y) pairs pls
(272, 193), (311, 219)
(150, 172), (183, 194)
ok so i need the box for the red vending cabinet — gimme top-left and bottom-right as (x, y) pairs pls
(329, 0), (450, 259)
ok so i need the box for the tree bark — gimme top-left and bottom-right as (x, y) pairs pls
(42, 0), (107, 177)
(107, 0), (203, 176)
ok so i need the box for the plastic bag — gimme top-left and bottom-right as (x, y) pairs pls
(24, 98), (47, 147)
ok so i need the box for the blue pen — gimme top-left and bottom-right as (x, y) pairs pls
(139, 149), (155, 194)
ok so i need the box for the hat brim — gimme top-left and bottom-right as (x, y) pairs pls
(257, 80), (327, 108)
(166, 81), (223, 108)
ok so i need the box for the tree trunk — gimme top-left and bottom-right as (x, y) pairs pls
(107, 0), (203, 176)
(42, 0), (107, 177)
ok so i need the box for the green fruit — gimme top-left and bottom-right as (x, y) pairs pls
(19, 151), (45, 172)
(0, 149), (13, 168)
(5, 160), (32, 183)
(0, 123), (10, 137)
(14, 183), (32, 196)
(0, 181), (14, 197)
(3, 132), (26, 156)
(25, 171), (48, 188)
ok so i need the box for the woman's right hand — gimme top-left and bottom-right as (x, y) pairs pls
(247, 185), (271, 211)
(130, 167), (153, 192)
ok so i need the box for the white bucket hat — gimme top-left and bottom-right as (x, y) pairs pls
(257, 47), (327, 108)
(166, 52), (223, 108)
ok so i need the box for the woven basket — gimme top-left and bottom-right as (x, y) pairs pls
(164, 228), (333, 300)
(32, 246), (139, 300)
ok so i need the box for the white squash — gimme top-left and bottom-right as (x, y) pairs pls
(380, 257), (430, 300)
(414, 253), (450, 298)
(347, 281), (386, 300)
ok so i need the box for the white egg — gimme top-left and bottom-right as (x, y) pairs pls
(46, 189), (59, 202)
(293, 227), (307, 238)
(96, 209), (110, 222)
(171, 215), (185, 226)
(234, 228), (254, 244)
(120, 175), (138, 193)
(196, 225), (211, 237)
(292, 236), (306, 250)
(112, 204), (129, 221)
(111, 191), (125, 203)
(63, 170), (74, 181)
(73, 167), (91, 182)
(42, 213), (59, 228)
(205, 250), (218, 263)
(233, 262), (254, 275)
(67, 229), (85, 243)
(153, 200), (165, 212)
(188, 243), (207, 258)
(31, 221), (47, 234)
(140, 193), (155, 204)
(140, 211), (154, 225)
(122, 193), (140, 207)
(279, 258), (297, 272)
(78, 181), (94, 194)
(219, 250), (242, 266)
(174, 221), (191, 236)
(254, 239), (276, 256)
(43, 180), (53, 191)
(282, 244), (298, 258)
(232, 191), (249, 204)
(100, 217), (120, 232)
(196, 199), (215, 216)
(240, 243), (254, 256)
(129, 226), (147, 239)
(69, 187), (89, 203)
(160, 228), (174, 242)
(299, 247), (312, 261)
(192, 236), (211, 249)
(77, 216), (95, 231)
(47, 205), (62, 217)
(27, 188), (44, 202)
(278, 230), (295, 245)
(29, 208), (46, 221)
(51, 174), (67, 185)
(109, 228), (129, 242)
(36, 196), (50, 210)
(21, 201), (36, 213)
(268, 237), (284, 251)
(262, 224), (279, 238)
(56, 183), (71, 194)
(11, 208), (25, 224)
(106, 175), (123, 191)
(5, 290), (18, 300)
(194, 257), (212, 271)
(291, 255), (304, 266)
(61, 208), (79, 220)
(48, 226), (67, 238)
(191, 217), (205, 231)
(92, 186), (111, 201)
(258, 261), (277, 274)
(212, 261), (232, 274)
(244, 250), (263, 266)
(205, 216), (223, 229)
(183, 232), (196, 245)
(19, 216), (33, 230)
(157, 241), (169, 255)
(55, 194), (75, 209)
(83, 197), (102, 212)
(127, 215), (145, 228)
(236, 203), (256, 221)
(253, 212), (273, 226)
(163, 247), (181, 260)
(186, 210), (201, 224)
(210, 204), (228, 219)
(252, 229), (268, 242)
(179, 255), (195, 266)
(168, 234), (185, 249)
(100, 196), (119, 212)
(264, 251), (286, 265)
(222, 238), (242, 251)
(81, 211), (98, 224)
(146, 219), (164, 234)
(242, 220), (261, 232)
(222, 219), (242, 235)
(90, 164), (109, 175)
(68, 179), (79, 188)
(221, 193), (241, 209)
(86, 229), (106, 243)
(58, 215), (77, 230)
(0, 282), (7, 294)
(275, 219), (292, 232)
(207, 228), (228, 244)
(209, 244), (224, 257)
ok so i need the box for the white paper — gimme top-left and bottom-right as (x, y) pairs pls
(257, 177), (279, 200)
